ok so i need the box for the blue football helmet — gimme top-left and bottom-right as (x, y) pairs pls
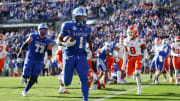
(104, 41), (113, 49)
(72, 7), (87, 27)
(38, 23), (48, 36)
(162, 39), (169, 45)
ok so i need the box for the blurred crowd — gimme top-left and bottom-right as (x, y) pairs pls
(0, 0), (179, 77)
(91, 0), (179, 51)
(0, 0), (116, 23)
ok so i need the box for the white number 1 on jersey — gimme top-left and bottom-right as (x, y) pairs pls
(79, 37), (83, 48)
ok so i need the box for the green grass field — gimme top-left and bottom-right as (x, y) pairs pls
(0, 75), (180, 101)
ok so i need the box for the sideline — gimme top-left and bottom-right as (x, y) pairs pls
(93, 85), (150, 101)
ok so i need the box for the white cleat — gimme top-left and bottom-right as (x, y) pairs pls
(122, 79), (128, 84)
(117, 80), (127, 84)
(22, 91), (27, 97)
(154, 80), (159, 84)
(90, 84), (98, 90)
(163, 79), (167, 82)
(58, 87), (70, 94)
(137, 88), (142, 95)
(175, 82), (179, 85)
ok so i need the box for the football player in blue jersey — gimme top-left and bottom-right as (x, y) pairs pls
(56, 7), (93, 101)
(154, 39), (171, 84)
(148, 38), (161, 82)
(97, 41), (113, 87)
(17, 23), (52, 96)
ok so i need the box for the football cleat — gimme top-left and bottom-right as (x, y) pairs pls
(163, 78), (167, 82)
(137, 88), (142, 95)
(175, 82), (179, 85)
(22, 91), (27, 97)
(154, 80), (159, 84)
(58, 87), (70, 94)
(90, 84), (98, 90)
(170, 78), (174, 83)
(117, 80), (127, 84)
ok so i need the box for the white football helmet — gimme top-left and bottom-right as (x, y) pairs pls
(162, 39), (169, 45)
(104, 41), (113, 50)
(127, 26), (138, 40)
(72, 7), (87, 27)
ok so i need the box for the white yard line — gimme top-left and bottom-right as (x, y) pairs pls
(93, 85), (150, 101)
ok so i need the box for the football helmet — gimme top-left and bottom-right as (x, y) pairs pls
(127, 26), (138, 40)
(162, 39), (169, 45)
(175, 36), (180, 45)
(0, 34), (4, 43)
(104, 41), (113, 49)
(38, 23), (48, 36)
(0, 34), (4, 40)
(119, 37), (123, 44)
(72, 7), (87, 27)
(154, 38), (161, 46)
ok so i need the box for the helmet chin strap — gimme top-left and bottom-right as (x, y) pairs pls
(39, 30), (47, 36)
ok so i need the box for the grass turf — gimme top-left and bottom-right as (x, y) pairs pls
(0, 75), (179, 101)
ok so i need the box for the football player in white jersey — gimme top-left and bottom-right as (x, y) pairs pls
(86, 44), (99, 90)
(0, 34), (8, 76)
(113, 37), (127, 84)
(56, 46), (70, 94)
(122, 26), (148, 94)
(171, 36), (180, 85)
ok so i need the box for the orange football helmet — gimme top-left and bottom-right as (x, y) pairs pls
(154, 38), (161, 46)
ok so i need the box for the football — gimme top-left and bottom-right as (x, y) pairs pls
(63, 35), (76, 47)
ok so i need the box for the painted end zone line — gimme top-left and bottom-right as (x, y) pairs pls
(93, 85), (149, 101)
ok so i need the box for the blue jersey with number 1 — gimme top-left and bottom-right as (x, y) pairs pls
(26, 33), (52, 62)
(60, 21), (91, 56)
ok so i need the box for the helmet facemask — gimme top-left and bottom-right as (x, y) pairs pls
(72, 7), (87, 27)
(74, 15), (87, 27)
(39, 28), (48, 36)
(38, 24), (48, 37)
(127, 30), (134, 40)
